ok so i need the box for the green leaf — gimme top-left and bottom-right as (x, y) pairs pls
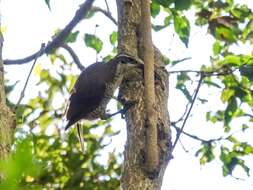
(176, 72), (192, 101)
(215, 26), (238, 42)
(153, 0), (174, 8)
(176, 83), (192, 102)
(227, 136), (238, 143)
(195, 142), (215, 165)
(151, 1), (160, 18)
(86, 10), (96, 19)
(221, 88), (235, 103)
(152, 16), (171, 31)
(173, 13), (190, 47)
(241, 124), (249, 131)
(175, 0), (192, 10)
(242, 20), (253, 42)
(109, 31), (118, 46)
(44, 0), (51, 10)
(212, 41), (222, 55)
(222, 55), (241, 66)
(84, 34), (103, 53)
(65, 31), (79, 43)
(224, 97), (237, 131)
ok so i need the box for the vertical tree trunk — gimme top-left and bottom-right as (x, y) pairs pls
(0, 21), (15, 159)
(117, 1), (171, 189)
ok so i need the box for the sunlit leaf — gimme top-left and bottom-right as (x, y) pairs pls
(195, 142), (215, 165)
(212, 41), (222, 55)
(84, 34), (103, 53)
(224, 97), (237, 131)
(65, 31), (80, 43)
(221, 88), (235, 103)
(173, 13), (190, 47)
(109, 31), (117, 46)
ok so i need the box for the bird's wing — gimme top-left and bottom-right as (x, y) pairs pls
(65, 63), (107, 128)
(72, 62), (106, 98)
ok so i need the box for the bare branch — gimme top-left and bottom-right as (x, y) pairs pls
(91, 6), (117, 25)
(61, 44), (85, 71)
(171, 122), (222, 143)
(104, 0), (110, 13)
(172, 73), (204, 152)
(4, 0), (95, 65)
(15, 44), (45, 109)
(4, 49), (45, 65)
(168, 68), (234, 76)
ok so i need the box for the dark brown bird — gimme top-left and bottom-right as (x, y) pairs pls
(65, 54), (142, 130)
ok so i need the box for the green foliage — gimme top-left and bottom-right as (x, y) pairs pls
(173, 12), (190, 47)
(65, 31), (80, 43)
(4, 0), (253, 187)
(152, 0), (174, 8)
(31, 122), (121, 190)
(0, 137), (43, 190)
(109, 31), (117, 46)
(195, 142), (215, 165)
(176, 72), (192, 102)
(151, 1), (161, 18)
(0, 123), (121, 189)
(220, 144), (252, 177)
(175, 0), (192, 10)
(84, 34), (103, 53)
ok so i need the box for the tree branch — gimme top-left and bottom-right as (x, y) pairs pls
(171, 123), (222, 143)
(90, 6), (117, 25)
(4, 0), (95, 65)
(140, 0), (159, 173)
(61, 44), (85, 71)
(168, 68), (234, 76)
(171, 73), (204, 152)
(15, 44), (45, 109)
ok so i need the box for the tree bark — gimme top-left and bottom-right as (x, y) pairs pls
(117, 1), (171, 189)
(0, 22), (15, 159)
(140, 0), (159, 173)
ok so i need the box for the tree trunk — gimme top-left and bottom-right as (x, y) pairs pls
(117, 1), (171, 189)
(0, 21), (15, 159)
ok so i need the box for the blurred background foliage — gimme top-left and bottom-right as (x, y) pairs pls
(1, 0), (253, 189)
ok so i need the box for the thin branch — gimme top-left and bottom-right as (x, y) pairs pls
(4, 49), (45, 65)
(171, 122), (222, 143)
(90, 6), (117, 25)
(172, 73), (204, 152)
(171, 121), (250, 145)
(61, 44), (85, 71)
(15, 44), (46, 109)
(168, 68), (234, 76)
(104, 0), (110, 13)
(168, 70), (201, 74)
(179, 139), (189, 153)
(4, 0), (95, 65)
(172, 101), (191, 124)
(141, 0), (159, 173)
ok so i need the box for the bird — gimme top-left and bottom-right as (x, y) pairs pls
(65, 54), (142, 130)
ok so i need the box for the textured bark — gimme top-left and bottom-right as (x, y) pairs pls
(0, 24), (15, 159)
(117, 0), (171, 189)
